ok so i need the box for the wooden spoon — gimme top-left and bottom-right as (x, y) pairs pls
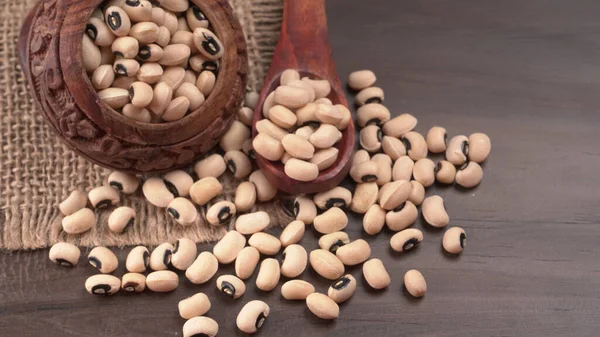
(251, 0), (355, 195)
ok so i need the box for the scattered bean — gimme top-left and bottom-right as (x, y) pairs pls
(179, 293), (211, 319)
(404, 269), (427, 297)
(306, 293), (339, 320)
(426, 126), (447, 153)
(280, 244), (308, 278)
(146, 270), (178, 292)
(413, 158), (436, 187)
(280, 220), (305, 247)
(313, 207), (348, 234)
(236, 300), (270, 334)
(126, 245), (149, 273)
(348, 70), (376, 91)
(422, 195), (450, 228)
(350, 160), (379, 183)
(281, 280), (315, 300)
(468, 133), (491, 163)
(183, 317), (218, 337)
(446, 135), (469, 166)
(49, 242), (80, 267)
(350, 182), (379, 214)
(171, 238), (197, 271)
(385, 201), (418, 231)
(216, 274), (246, 299)
(220, 120), (251, 152)
(327, 274), (357, 304)
(235, 246), (260, 280)
(408, 180), (425, 206)
(249, 232), (281, 256)
(256, 258), (280, 291)
(186, 251), (219, 284)
(88, 247), (118, 274)
(85, 274), (121, 296)
(309, 249), (345, 280)
(213, 230), (246, 264)
(249, 170), (277, 202)
(372, 153), (392, 186)
(363, 204), (386, 235)
(390, 228), (423, 252)
(382, 136), (407, 160)
(121, 273), (146, 292)
(435, 160), (456, 184)
(59, 190), (87, 216)
(194, 154), (226, 179)
(382, 113), (417, 138)
(149, 242), (173, 271)
(318, 231), (350, 253)
(360, 124), (383, 152)
(363, 258), (391, 289)
(189, 177), (222, 206)
(108, 206), (135, 233)
(443, 227), (466, 254)
(336, 239), (371, 266)
(62, 208), (95, 234)
(235, 181), (257, 212)
(356, 86), (384, 106)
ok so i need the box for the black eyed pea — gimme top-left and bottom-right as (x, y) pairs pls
(401, 131), (428, 161)
(121, 273), (146, 293)
(49, 242), (80, 267)
(108, 171), (140, 194)
(360, 124), (383, 153)
(129, 21), (159, 45)
(88, 185), (120, 209)
(315, 103), (343, 125)
(280, 244), (308, 278)
(183, 70), (197, 84)
(178, 293), (211, 320)
(166, 31), (196, 52)
(336, 239), (371, 266)
(216, 274), (246, 299)
(281, 134), (315, 160)
(88, 247), (118, 274)
(385, 201), (418, 231)
(146, 270), (179, 292)
(468, 133), (491, 163)
(161, 66), (186, 91)
(256, 119), (289, 141)
(175, 82), (205, 111)
(309, 124), (342, 149)
(318, 231), (350, 254)
(249, 170), (277, 202)
(82, 35), (101, 73)
(213, 230), (246, 264)
(382, 136), (407, 160)
(356, 103), (390, 128)
(186, 5), (209, 30)
(284, 158), (319, 182)
(382, 180), (414, 211)
(147, 81), (173, 116)
(193, 28), (224, 60)
(295, 103), (319, 127)
(142, 177), (174, 207)
(280, 220), (305, 247)
(162, 10), (178, 35)
(186, 251), (219, 284)
(111, 36), (139, 58)
(446, 135), (469, 166)
(189, 177), (223, 206)
(91, 64), (115, 90)
(129, 81), (153, 108)
(435, 160), (457, 184)
(262, 91), (276, 118)
(105, 6), (131, 37)
(301, 77), (331, 99)
(126, 245), (149, 273)
(363, 204), (386, 235)
(350, 182), (379, 214)
(122, 0), (152, 22)
(171, 238), (197, 271)
(356, 86), (384, 106)
(108, 206), (135, 233)
(256, 258), (281, 291)
(237, 106), (254, 126)
(314, 98), (333, 106)
(309, 249), (345, 280)
(237, 300), (270, 334)
(183, 317), (218, 337)
(137, 62), (163, 83)
(160, 44), (191, 67)
(313, 207), (348, 234)
(390, 228), (423, 252)
(306, 293), (339, 320)
(235, 181), (256, 213)
(162, 171), (193, 198)
(348, 70), (376, 91)
(235, 246), (260, 280)
(413, 158), (436, 187)
(177, 17), (191, 32)
(280, 68), (300, 86)
(281, 280), (315, 300)
(392, 155), (414, 182)
(408, 180), (425, 206)
(350, 160), (379, 183)
(352, 149), (371, 167)
(274, 85), (311, 109)
(194, 154), (226, 179)
(224, 150), (252, 179)
(220, 120), (251, 152)
(288, 79), (317, 102)
(293, 196), (318, 225)
(249, 232), (281, 256)
(161, 0), (189, 13)
(363, 258), (391, 289)
(156, 25), (171, 47)
(150, 242), (174, 271)
(404, 269), (427, 298)
(206, 201), (237, 226)
(62, 207), (95, 234)
(162, 96), (189, 122)
(114, 59), (140, 77)
(422, 195), (450, 228)
(137, 44), (164, 62)
(443, 227), (466, 254)
(426, 126), (447, 153)
(269, 105), (298, 129)
(98, 87), (130, 109)
(382, 113), (417, 138)
(455, 161), (484, 188)
(372, 153), (392, 186)
(311, 147), (339, 171)
(85, 274), (121, 296)
(235, 211), (270, 234)
(327, 274), (357, 304)
(59, 190), (87, 216)
(122, 104), (151, 122)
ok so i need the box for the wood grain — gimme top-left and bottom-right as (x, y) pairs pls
(3, 0), (600, 335)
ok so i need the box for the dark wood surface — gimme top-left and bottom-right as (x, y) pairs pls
(252, 0), (355, 195)
(3, 0), (600, 335)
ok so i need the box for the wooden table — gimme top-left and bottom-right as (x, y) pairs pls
(2, 0), (600, 335)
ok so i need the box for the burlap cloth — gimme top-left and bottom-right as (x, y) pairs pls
(0, 0), (290, 250)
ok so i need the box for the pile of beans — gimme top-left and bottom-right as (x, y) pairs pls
(49, 68), (490, 335)
(83, 0), (223, 123)
(253, 69), (351, 181)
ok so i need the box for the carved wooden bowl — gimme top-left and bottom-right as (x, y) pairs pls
(19, 0), (248, 173)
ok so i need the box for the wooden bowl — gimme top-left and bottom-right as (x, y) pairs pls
(18, 0), (248, 173)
